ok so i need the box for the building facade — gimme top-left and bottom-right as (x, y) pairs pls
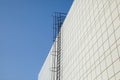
(38, 0), (120, 80)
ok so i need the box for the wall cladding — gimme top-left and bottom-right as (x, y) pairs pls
(62, 0), (120, 80)
(38, 0), (120, 80)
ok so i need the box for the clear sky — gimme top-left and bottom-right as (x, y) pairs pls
(0, 0), (73, 80)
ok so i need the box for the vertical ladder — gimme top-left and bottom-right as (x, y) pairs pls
(52, 12), (66, 80)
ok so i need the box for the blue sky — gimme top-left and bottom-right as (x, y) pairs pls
(0, 0), (73, 80)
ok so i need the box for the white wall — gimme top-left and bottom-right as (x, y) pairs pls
(62, 0), (120, 80)
(39, 0), (120, 80)
(38, 50), (51, 80)
(38, 43), (56, 80)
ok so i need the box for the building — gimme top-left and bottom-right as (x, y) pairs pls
(38, 0), (120, 80)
